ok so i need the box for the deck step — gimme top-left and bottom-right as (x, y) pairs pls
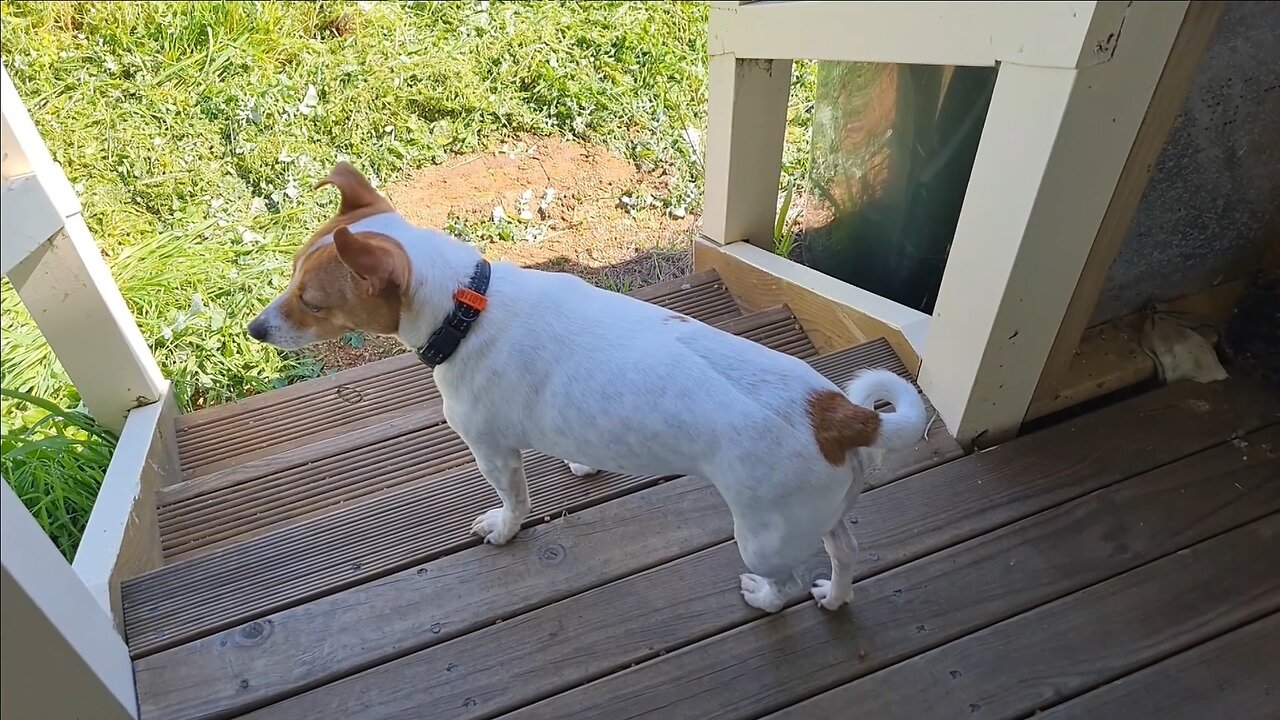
(172, 270), (741, 478)
(124, 335), (959, 658)
(153, 305), (816, 563)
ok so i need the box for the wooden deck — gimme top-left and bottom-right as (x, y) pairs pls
(122, 270), (1280, 720)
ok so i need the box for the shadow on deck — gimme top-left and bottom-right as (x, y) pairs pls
(122, 270), (1280, 720)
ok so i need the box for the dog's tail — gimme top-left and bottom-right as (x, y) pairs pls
(844, 369), (928, 450)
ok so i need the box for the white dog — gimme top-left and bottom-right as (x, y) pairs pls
(249, 163), (927, 612)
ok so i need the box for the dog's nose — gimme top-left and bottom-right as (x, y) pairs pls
(247, 318), (270, 342)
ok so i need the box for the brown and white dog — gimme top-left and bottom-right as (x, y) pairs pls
(249, 162), (927, 612)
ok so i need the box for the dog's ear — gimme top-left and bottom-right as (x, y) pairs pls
(314, 161), (385, 215)
(332, 226), (409, 296)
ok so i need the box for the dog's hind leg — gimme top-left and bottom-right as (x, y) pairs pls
(810, 519), (858, 610)
(470, 446), (530, 545)
(810, 476), (864, 610)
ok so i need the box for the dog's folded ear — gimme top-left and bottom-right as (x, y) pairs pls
(314, 161), (386, 215)
(332, 226), (410, 296)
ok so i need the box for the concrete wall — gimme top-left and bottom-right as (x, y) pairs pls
(1091, 1), (1279, 324)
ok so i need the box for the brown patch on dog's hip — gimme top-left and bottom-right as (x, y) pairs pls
(808, 389), (881, 465)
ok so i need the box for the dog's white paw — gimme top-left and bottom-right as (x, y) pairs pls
(740, 573), (788, 613)
(566, 462), (599, 477)
(810, 579), (852, 611)
(471, 507), (521, 545)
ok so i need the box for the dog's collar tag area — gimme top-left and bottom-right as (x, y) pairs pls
(416, 259), (491, 367)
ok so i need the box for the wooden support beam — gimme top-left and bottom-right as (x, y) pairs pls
(702, 53), (791, 248)
(918, 2), (1191, 446)
(1031, 1), (1224, 416)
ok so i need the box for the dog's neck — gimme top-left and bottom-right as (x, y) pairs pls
(361, 213), (484, 350)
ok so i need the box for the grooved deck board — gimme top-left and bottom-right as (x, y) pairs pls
(154, 306), (814, 562)
(767, 477), (1280, 718)
(125, 325), (947, 657)
(131, 380), (1279, 719)
(497, 427), (1280, 720)
(1037, 612), (1280, 720)
(137, 476), (736, 720)
(173, 270), (741, 477)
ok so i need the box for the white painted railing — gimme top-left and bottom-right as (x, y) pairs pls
(2, 62), (175, 719)
(702, 0), (1194, 445)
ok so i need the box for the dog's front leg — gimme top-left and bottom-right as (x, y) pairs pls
(470, 447), (530, 545)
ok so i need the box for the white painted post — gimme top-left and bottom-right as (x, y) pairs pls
(2, 64), (164, 433)
(917, 2), (1190, 445)
(1, 481), (138, 720)
(704, 4), (792, 248)
(73, 386), (177, 628)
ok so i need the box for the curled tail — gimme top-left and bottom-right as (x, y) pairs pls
(844, 368), (928, 449)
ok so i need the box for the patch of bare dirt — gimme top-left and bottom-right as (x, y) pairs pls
(305, 136), (695, 372)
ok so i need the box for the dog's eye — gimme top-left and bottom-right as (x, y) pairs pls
(300, 297), (322, 314)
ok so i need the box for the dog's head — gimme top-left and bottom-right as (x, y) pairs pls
(247, 162), (412, 350)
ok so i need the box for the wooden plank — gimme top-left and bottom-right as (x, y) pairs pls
(1026, 275), (1252, 423)
(1038, 612), (1280, 720)
(2, 482), (137, 720)
(1026, 314), (1153, 422)
(173, 270), (741, 476)
(918, 2), (1189, 444)
(123, 320), (926, 658)
(186, 380), (1274, 720)
(1032, 2), (1224, 415)
(158, 408), (445, 507)
(135, 477), (732, 720)
(134, 340), (951, 720)
(498, 425), (1280, 720)
(767, 511), (1280, 718)
(73, 388), (178, 632)
(694, 238), (929, 371)
(154, 307), (816, 562)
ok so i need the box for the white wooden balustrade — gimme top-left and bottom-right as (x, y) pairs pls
(2, 62), (177, 719)
(701, 0), (1196, 445)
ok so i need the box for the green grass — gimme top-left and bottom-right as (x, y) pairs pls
(1, 389), (118, 560)
(0, 0), (714, 415)
(0, 1), (814, 550)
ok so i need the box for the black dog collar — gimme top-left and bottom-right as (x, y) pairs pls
(416, 259), (491, 367)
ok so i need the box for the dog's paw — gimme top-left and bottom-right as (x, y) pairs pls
(471, 507), (521, 545)
(739, 573), (788, 613)
(810, 579), (852, 611)
(566, 462), (599, 477)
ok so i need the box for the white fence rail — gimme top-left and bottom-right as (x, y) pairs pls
(2, 62), (176, 719)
